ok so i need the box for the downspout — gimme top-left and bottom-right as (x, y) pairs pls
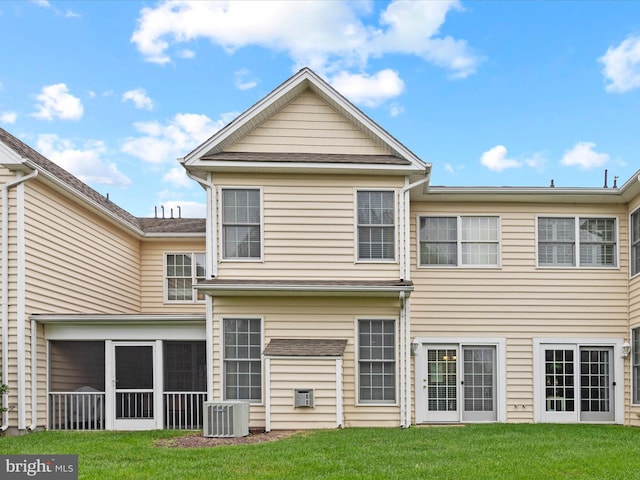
(399, 291), (406, 427)
(397, 170), (430, 428)
(28, 318), (37, 431)
(185, 170), (217, 406)
(1, 169), (38, 431)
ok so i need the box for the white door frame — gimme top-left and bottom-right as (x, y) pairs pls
(106, 340), (163, 430)
(414, 337), (506, 424)
(533, 338), (624, 424)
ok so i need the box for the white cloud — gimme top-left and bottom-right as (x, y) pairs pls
(36, 134), (131, 186)
(330, 69), (405, 107)
(561, 142), (610, 169)
(31, 0), (50, 7)
(32, 83), (84, 120)
(130, 0), (480, 80)
(599, 35), (640, 93)
(0, 111), (17, 124)
(122, 112), (237, 164)
(480, 145), (522, 172)
(64, 9), (80, 18)
(234, 68), (258, 91)
(163, 166), (193, 188)
(122, 88), (154, 110)
(524, 152), (547, 171)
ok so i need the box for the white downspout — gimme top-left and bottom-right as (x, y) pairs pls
(399, 291), (406, 427)
(1, 169), (38, 431)
(28, 318), (37, 431)
(185, 171), (217, 278)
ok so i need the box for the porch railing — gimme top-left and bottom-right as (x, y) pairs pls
(164, 392), (206, 429)
(49, 391), (105, 430)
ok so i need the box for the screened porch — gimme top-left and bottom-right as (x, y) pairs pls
(48, 340), (207, 430)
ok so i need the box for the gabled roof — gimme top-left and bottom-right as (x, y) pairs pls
(0, 127), (205, 237)
(182, 68), (430, 176)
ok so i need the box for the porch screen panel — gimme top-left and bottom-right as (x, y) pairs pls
(544, 349), (575, 412)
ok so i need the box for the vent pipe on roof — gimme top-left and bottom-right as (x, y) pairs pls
(613, 176), (618, 189)
(178, 206), (182, 218)
(550, 179), (555, 188)
(604, 169), (608, 189)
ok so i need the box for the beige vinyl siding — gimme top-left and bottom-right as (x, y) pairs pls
(227, 91), (390, 155)
(215, 173), (403, 280)
(268, 358), (339, 430)
(24, 181), (141, 314)
(212, 296), (401, 429)
(140, 240), (206, 313)
(410, 202), (629, 423)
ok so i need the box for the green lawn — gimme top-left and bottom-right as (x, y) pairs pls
(2, 424), (639, 479)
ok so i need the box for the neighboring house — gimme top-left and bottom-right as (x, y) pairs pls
(2, 67), (640, 434)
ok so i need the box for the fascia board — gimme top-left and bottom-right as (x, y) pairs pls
(185, 160), (424, 175)
(31, 314), (206, 323)
(196, 284), (414, 297)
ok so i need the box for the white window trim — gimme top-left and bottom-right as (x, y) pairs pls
(630, 208), (640, 278)
(354, 317), (399, 407)
(535, 215), (619, 269)
(219, 186), (264, 263)
(532, 337), (624, 424)
(412, 337), (506, 424)
(163, 252), (206, 304)
(416, 215), (502, 269)
(353, 188), (398, 264)
(219, 316), (264, 405)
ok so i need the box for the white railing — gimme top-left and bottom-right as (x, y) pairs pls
(116, 391), (154, 419)
(164, 392), (206, 429)
(49, 392), (105, 430)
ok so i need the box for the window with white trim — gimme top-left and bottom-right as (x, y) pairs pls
(223, 318), (262, 402)
(537, 217), (617, 267)
(222, 188), (261, 260)
(165, 253), (205, 302)
(358, 319), (395, 403)
(357, 190), (395, 261)
(419, 216), (499, 267)
(633, 328), (640, 404)
(631, 209), (640, 276)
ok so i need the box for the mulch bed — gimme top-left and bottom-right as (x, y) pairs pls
(155, 430), (301, 448)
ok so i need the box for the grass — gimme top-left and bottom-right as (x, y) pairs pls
(2, 424), (640, 479)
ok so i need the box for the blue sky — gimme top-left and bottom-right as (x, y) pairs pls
(1, 1), (640, 217)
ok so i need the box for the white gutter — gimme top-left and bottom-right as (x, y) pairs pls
(185, 170), (217, 278)
(1, 169), (38, 431)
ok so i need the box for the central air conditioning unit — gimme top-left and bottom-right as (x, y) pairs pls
(203, 401), (250, 438)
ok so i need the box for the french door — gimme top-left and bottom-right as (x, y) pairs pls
(112, 342), (160, 430)
(540, 344), (614, 423)
(421, 345), (497, 422)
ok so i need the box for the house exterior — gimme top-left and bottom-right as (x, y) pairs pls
(2, 67), (640, 434)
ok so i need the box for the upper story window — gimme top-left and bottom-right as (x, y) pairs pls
(165, 253), (205, 302)
(632, 209), (640, 276)
(419, 216), (500, 267)
(222, 188), (261, 260)
(537, 217), (617, 268)
(357, 190), (395, 261)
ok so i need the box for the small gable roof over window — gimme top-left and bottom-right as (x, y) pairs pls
(263, 339), (348, 357)
(182, 68), (430, 176)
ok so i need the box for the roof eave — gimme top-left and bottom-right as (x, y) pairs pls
(195, 283), (414, 297)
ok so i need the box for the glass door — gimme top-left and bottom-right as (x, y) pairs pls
(425, 346), (459, 422)
(113, 343), (157, 430)
(579, 347), (614, 422)
(461, 346), (497, 422)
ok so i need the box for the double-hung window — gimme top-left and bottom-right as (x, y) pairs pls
(357, 190), (396, 261)
(537, 217), (617, 267)
(419, 216), (499, 267)
(223, 318), (262, 402)
(633, 328), (640, 404)
(165, 253), (205, 302)
(358, 319), (396, 404)
(631, 209), (640, 276)
(222, 188), (261, 260)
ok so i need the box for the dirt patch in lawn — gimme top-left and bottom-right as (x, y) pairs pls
(155, 430), (302, 448)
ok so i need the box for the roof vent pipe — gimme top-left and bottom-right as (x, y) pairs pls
(613, 176), (618, 189)
(154, 206), (158, 218)
(178, 206), (181, 219)
(550, 179), (555, 188)
(604, 169), (608, 189)
(161, 206), (165, 219)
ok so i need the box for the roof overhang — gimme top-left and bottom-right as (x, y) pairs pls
(419, 171), (640, 204)
(195, 279), (414, 297)
(31, 314), (206, 324)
